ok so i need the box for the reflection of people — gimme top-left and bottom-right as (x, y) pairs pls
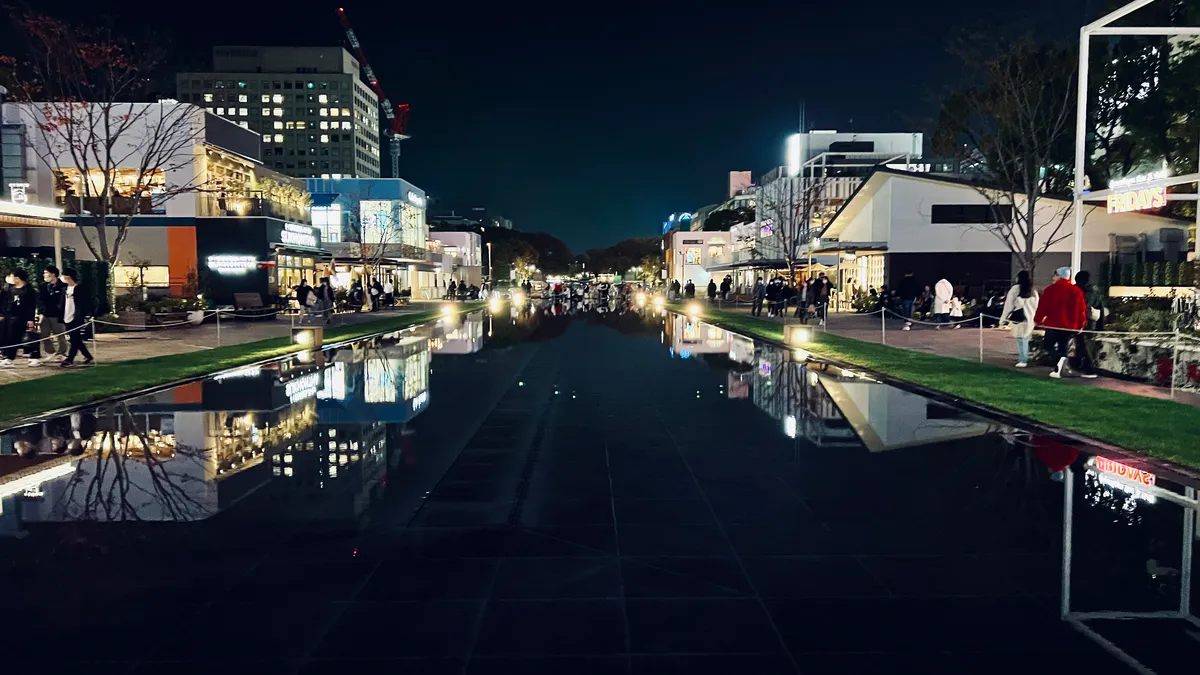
(59, 268), (94, 367)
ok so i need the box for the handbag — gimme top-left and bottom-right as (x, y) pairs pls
(1007, 308), (1027, 324)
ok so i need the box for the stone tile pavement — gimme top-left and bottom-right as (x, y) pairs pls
(0, 303), (441, 387)
(705, 300), (1200, 409)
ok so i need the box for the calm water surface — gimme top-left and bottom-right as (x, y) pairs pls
(1, 304), (1196, 674)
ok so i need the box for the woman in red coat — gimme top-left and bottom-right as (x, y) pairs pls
(1033, 266), (1088, 379)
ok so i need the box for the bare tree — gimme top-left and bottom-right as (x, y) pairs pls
(754, 172), (835, 280)
(934, 35), (1081, 275)
(1, 12), (209, 308)
(343, 188), (409, 310)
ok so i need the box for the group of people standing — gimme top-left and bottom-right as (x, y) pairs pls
(749, 273), (834, 323)
(0, 266), (94, 368)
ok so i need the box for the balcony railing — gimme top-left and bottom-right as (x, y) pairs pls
(198, 194), (310, 223)
(58, 194), (158, 216)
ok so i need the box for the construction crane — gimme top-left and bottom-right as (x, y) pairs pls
(337, 7), (410, 177)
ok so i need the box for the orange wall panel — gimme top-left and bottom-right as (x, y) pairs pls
(167, 226), (198, 297)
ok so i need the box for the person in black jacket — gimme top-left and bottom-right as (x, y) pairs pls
(59, 268), (94, 367)
(39, 265), (68, 358)
(1, 269), (42, 367)
(896, 270), (919, 330)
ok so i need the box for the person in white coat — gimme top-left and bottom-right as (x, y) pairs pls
(999, 269), (1039, 367)
(933, 277), (954, 328)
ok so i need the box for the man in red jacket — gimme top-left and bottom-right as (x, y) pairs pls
(1034, 266), (1088, 379)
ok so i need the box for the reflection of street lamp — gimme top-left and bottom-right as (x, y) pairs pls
(486, 241), (493, 284)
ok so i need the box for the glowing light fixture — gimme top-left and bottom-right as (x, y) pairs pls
(636, 292), (646, 307)
(784, 415), (797, 439)
(653, 296), (665, 308)
(784, 324), (811, 346)
(292, 326), (323, 349)
(687, 302), (702, 317)
(441, 305), (454, 316)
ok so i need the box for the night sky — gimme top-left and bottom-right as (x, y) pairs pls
(40, 0), (1095, 251)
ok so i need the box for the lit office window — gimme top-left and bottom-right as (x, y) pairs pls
(238, 94), (248, 103)
(238, 121), (249, 129)
(318, 94), (328, 103)
(296, 121), (306, 129)
(273, 121), (283, 130)
(262, 108), (270, 116)
(319, 121), (329, 130)
(319, 108), (328, 117)
(273, 108), (283, 117)
(261, 94), (270, 103)
(273, 134), (284, 142)
(320, 135), (329, 143)
(216, 107), (225, 115)
(330, 108), (339, 118)
(203, 93), (213, 102)
(307, 82), (315, 89)
(341, 107), (351, 116)
(272, 94), (284, 104)
(341, 121), (351, 130)
(238, 107), (248, 116)
(321, 173), (330, 179)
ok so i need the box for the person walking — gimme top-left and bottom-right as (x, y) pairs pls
(706, 278), (717, 302)
(720, 274), (732, 301)
(1, 269), (42, 368)
(1072, 270), (1101, 379)
(294, 278), (313, 321)
(38, 265), (67, 359)
(999, 270), (1039, 368)
(447, 279), (458, 300)
(897, 270), (919, 330)
(684, 280), (695, 299)
(751, 277), (765, 316)
(58, 268), (94, 368)
(933, 277), (954, 328)
(1034, 266), (1088, 379)
(313, 277), (335, 325)
(814, 273), (833, 326)
(764, 277), (780, 317)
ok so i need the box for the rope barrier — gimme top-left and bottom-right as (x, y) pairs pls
(0, 321), (91, 351)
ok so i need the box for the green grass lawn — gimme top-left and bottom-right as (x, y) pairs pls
(687, 305), (1200, 469)
(0, 304), (483, 426)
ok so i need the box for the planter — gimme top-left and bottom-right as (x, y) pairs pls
(1094, 335), (1200, 390)
(116, 310), (147, 331)
(151, 311), (189, 326)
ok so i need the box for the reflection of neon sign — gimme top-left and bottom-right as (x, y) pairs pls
(285, 372), (321, 403)
(1095, 456), (1155, 486)
(412, 390), (428, 410)
(1107, 187), (1165, 214)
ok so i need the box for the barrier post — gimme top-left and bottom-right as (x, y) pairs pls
(979, 314), (985, 363)
(881, 308), (886, 345)
(90, 318), (97, 359)
(216, 309), (222, 347)
(1171, 316), (1181, 400)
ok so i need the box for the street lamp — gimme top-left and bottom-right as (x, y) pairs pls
(486, 241), (493, 284)
(1070, 0), (1200, 276)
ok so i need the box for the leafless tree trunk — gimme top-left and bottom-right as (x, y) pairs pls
(755, 172), (834, 281)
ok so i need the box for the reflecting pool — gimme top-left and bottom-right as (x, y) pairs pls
(1, 304), (1196, 673)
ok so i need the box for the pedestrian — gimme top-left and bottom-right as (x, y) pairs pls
(948, 295), (964, 329)
(1033, 266), (1088, 379)
(669, 279), (681, 300)
(814, 273), (833, 326)
(313, 276), (335, 325)
(897, 270), (919, 330)
(765, 277), (780, 317)
(684, 280), (695, 299)
(38, 265), (68, 359)
(751, 277), (765, 316)
(58, 268), (94, 368)
(294, 278), (313, 321)
(720, 274), (732, 301)
(1072, 270), (1101, 379)
(933, 277), (954, 328)
(1, 269), (42, 368)
(706, 278), (717, 302)
(999, 269), (1039, 368)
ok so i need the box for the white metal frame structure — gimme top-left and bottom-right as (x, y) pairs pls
(1061, 457), (1200, 674)
(1071, 0), (1200, 276)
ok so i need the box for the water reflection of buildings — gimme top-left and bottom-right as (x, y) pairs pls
(665, 314), (730, 358)
(432, 313), (485, 354)
(0, 358), (323, 531)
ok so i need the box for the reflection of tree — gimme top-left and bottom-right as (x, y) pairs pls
(57, 403), (209, 522)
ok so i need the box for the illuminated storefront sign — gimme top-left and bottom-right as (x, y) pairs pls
(1094, 456), (1156, 487)
(407, 190), (425, 207)
(9, 183), (30, 204)
(280, 222), (318, 248)
(411, 390), (429, 411)
(207, 255), (257, 274)
(1107, 187), (1165, 214)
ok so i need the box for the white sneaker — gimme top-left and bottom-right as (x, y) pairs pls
(1049, 370), (1062, 379)
(903, 323), (911, 331)
(936, 326), (942, 331)
(819, 320), (825, 326)
(1015, 362), (1028, 368)
(1080, 373), (1098, 379)
(27, 359), (41, 368)
(953, 324), (961, 330)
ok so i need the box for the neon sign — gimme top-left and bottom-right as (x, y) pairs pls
(1094, 456), (1156, 487)
(280, 222), (318, 248)
(207, 255), (257, 274)
(407, 191), (425, 207)
(1107, 187), (1165, 214)
(285, 372), (321, 403)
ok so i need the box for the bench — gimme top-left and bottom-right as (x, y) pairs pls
(232, 292), (275, 320)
